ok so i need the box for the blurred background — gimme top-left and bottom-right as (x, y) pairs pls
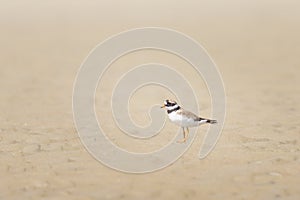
(0, 0), (299, 199)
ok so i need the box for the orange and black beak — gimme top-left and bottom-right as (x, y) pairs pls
(161, 105), (166, 108)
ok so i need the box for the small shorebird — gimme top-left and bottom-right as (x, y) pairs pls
(161, 99), (217, 143)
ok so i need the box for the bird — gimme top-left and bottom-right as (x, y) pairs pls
(161, 99), (217, 143)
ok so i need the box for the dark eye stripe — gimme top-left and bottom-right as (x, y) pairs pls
(167, 102), (176, 107)
(165, 100), (177, 107)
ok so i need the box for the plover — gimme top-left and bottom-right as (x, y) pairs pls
(161, 99), (217, 143)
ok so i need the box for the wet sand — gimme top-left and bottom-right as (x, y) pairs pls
(1, 1), (300, 199)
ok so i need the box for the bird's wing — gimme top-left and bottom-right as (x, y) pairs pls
(177, 109), (200, 121)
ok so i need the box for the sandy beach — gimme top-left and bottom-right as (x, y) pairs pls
(1, 0), (300, 199)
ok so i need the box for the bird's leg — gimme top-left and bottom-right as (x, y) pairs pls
(177, 127), (188, 143)
(186, 127), (189, 140)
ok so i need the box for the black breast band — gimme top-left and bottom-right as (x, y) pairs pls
(167, 106), (181, 114)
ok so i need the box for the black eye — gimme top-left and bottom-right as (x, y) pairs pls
(167, 102), (175, 106)
(165, 100), (176, 106)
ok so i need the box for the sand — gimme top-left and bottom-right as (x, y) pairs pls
(1, 0), (300, 199)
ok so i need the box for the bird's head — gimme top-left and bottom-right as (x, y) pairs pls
(161, 99), (180, 111)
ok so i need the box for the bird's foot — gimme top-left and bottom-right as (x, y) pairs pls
(177, 138), (187, 143)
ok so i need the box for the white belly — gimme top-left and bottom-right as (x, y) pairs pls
(168, 112), (199, 127)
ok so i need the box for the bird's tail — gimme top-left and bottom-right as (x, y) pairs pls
(206, 119), (217, 124)
(197, 117), (217, 124)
